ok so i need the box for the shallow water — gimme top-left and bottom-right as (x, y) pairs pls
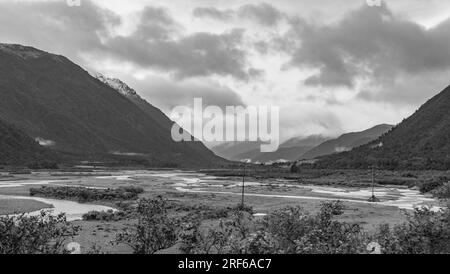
(141, 170), (441, 211)
(0, 179), (66, 188)
(0, 170), (442, 216)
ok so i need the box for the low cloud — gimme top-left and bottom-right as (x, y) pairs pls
(119, 75), (246, 112)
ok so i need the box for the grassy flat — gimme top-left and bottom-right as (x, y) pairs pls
(0, 198), (53, 215)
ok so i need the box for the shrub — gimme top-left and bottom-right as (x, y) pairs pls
(180, 201), (366, 254)
(232, 204), (254, 215)
(0, 212), (80, 254)
(257, 202), (366, 254)
(293, 202), (367, 254)
(82, 210), (127, 222)
(290, 164), (299, 173)
(431, 182), (450, 199)
(179, 210), (255, 254)
(115, 197), (177, 254)
(419, 179), (445, 193)
(402, 172), (418, 178)
(373, 206), (450, 254)
(112, 198), (450, 254)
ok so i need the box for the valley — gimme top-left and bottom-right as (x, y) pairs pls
(0, 41), (449, 255)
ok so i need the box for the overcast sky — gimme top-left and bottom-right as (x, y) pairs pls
(1, 0), (450, 141)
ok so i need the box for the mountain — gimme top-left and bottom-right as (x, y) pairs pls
(213, 135), (328, 163)
(0, 43), (224, 168)
(234, 146), (312, 163)
(0, 118), (57, 167)
(282, 135), (330, 148)
(301, 124), (393, 160)
(314, 86), (450, 170)
(211, 141), (262, 160)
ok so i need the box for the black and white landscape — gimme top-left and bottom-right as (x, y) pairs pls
(0, 0), (450, 256)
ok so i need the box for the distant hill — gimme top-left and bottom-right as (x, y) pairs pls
(211, 141), (262, 160)
(301, 124), (393, 160)
(0, 43), (224, 168)
(234, 146), (313, 163)
(0, 119), (57, 167)
(282, 135), (329, 148)
(314, 86), (450, 170)
(213, 135), (328, 163)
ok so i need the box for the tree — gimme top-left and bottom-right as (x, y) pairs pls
(116, 197), (177, 254)
(290, 164), (299, 173)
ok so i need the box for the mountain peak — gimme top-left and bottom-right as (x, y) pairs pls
(91, 72), (139, 98)
(0, 43), (223, 167)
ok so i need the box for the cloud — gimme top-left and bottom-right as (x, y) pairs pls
(286, 4), (450, 89)
(0, 0), (259, 81)
(119, 75), (246, 112)
(193, 3), (286, 26)
(357, 70), (450, 105)
(0, 0), (119, 61)
(237, 3), (286, 26)
(106, 28), (253, 80)
(134, 6), (181, 40)
(192, 7), (234, 21)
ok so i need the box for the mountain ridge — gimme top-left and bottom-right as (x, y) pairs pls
(0, 43), (224, 167)
(301, 124), (393, 160)
(314, 86), (450, 170)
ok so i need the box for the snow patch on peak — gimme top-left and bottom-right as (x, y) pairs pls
(91, 72), (139, 98)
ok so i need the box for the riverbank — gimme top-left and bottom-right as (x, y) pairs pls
(0, 198), (53, 215)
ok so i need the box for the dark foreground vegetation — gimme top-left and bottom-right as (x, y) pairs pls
(29, 186), (144, 203)
(0, 212), (79, 254)
(115, 197), (450, 254)
(2, 196), (450, 254)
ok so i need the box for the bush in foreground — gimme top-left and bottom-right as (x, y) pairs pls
(0, 212), (80, 254)
(373, 206), (450, 254)
(180, 201), (366, 254)
(115, 197), (177, 254)
(123, 197), (450, 254)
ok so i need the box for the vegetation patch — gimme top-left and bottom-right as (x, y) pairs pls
(82, 209), (128, 222)
(29, 186), (144, 203)
(419, 176), (450, 194)
(113, 196), (450, 254)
